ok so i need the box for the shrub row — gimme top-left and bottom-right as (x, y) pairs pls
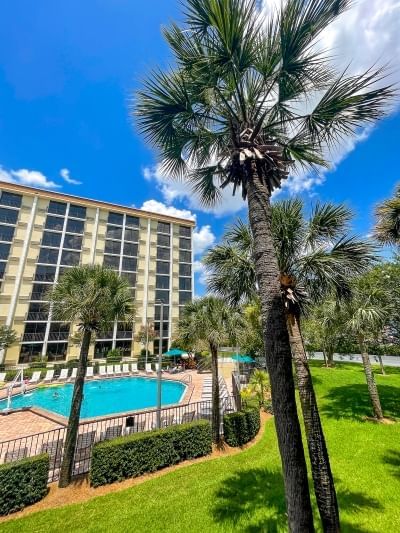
(223, 408), (261, 447)
(0, 454), (49, 516)
(90, 419), (212, 487)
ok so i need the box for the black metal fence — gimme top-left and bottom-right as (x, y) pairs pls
(0, 396), (237, 482)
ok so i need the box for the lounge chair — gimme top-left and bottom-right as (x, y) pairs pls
(181, 411), (195, 424)
(131, 362), (139, 374)
(114, 364), (122, 376)
(28, 371), (41, 384)
(125, 419), (146, 435)
(107, 365), (114, 376)
(69, 368), (77, 381)
(102, 425), (123, 441)
(4, 447), (28, 463)
(74, 431), (96, 462)
(145, 363), (154, 374)
(122, 363), (130, 375)
(86, 367), (94, 378)
(99, 365), (107, 377)
(0, 372), (6, 383)
(43, 370), (54, 383)
(57, 368), (69, 381)
(41, 439), (64, 469)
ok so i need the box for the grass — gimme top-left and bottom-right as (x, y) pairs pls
(2, 362), (400, 532)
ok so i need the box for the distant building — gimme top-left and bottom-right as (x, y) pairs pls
(0, 181), (194, 365)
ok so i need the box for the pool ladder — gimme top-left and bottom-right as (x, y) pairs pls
(4, 368), (25, 412)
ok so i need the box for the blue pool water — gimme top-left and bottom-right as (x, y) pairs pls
(0, 377), (186, 418)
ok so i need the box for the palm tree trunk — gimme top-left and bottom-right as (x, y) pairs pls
(358, 337), (383, 420)
(210, 343), (220, 443)
(288, 313), (340, 532)
(322, 350), (328, 367)
(247, 169), (314, 532)
(377, 354), (386, 375)
(58, 328), (91, 488)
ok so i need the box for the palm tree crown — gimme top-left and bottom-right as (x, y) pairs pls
(374, 184), (400, 246)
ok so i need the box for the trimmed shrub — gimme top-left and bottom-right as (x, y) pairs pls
(223, 408), (261, 447)
(0, 454), (49, 515)
(5, 368), (47, 382)
(90, 420), (212, 487)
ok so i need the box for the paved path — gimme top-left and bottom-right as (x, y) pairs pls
(309, 352), (400, 367)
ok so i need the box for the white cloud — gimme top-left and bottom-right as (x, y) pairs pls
(0, 166), (60, 189)
(60, 168), (82, 185)
(193, 260), (208, 286)
(140, 199), (196, 221)
(193, 225), (216, 255)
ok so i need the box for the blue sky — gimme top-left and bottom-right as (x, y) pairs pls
(0, 0), (399, 295)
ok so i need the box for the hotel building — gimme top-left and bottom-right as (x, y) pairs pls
(0, 182), (194, 366)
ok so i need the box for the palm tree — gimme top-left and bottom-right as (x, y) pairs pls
(0, 325), (18, 365)
(374, 184), (400, 246)
(248, 369), (270, 407)
(178, 296), (243, 442)
(134, 1), (393, 528)
(204, 199), (376, 530)
(48, 265), (134, 488)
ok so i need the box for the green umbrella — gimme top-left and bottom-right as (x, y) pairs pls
(163, 349), (187, 356)
(231, 354), (254, 363)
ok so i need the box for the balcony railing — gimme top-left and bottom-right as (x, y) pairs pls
(26, 312), (49, 321)
(48, 332), (69, 341)
(22, 332), (46, 342)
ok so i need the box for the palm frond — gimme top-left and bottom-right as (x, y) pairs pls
(374, 184), (400, 245)
(306, 202), (352, 246)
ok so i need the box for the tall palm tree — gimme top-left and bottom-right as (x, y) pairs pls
(178, 296), (243, 442)
(374, 184), (400, 246)
(204, 199), (376, 530)
(134, 1), (393, 528)
(48, 265), (134, 488)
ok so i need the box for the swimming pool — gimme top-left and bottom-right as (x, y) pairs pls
(0, 377), (186, 419)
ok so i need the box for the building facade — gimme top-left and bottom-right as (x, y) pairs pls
(0, 182), (194, 366)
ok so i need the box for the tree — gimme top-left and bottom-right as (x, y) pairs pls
(0, 325), (18, 353)
(134, 1), (393, 528)
(248, 369), (270, 407)
(48, 265), (134, 487)
(204, 200), (375, 530)
(178, 296), (243, 442)
(374, 184), (400, 247)
(135, 321), (156, 362)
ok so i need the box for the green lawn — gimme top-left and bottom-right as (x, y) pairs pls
(2, 362), (400, 532)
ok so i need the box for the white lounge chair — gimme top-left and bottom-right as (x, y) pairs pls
(0, 372), (6, 383)
(99, 365), (107, 377)
(28, 371), (41, 384)
(58, 368), (69, 381)
(114, 364), (122, 376)
(69, 368), (77, 381)
(43, 370), (54, 382)
(86, 367), (94, 378)
(131, 362), (139, 374)
(107, 365), (114, 376)
(145, 363), (154, 374)
(122, 363), (130, 375)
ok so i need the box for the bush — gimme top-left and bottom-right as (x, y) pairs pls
(106, 349), (122, 363)
(223, 408), (261, 447)
(0, 454), (49, 515)
(4, 368), (47, 382)
(90, 420), (212, 487)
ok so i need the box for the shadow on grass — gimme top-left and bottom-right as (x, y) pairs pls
(321, 384), (400, 421)
(381, 449), (400, 480)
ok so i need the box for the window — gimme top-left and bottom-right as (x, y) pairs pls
(0, 225), (15, 242)
(0, 243), (10, 260)
(104, 240), (121, 255)
(153, 339), (169, 354)
(155, 305), (169, 320)
(34, 265), (56, 282)
(48, 201), (66, 216)
(38, 248), (58, 265)
(19, 344), (44, 364)
(0, 207), (18, 225)
(121, 271), (136, 286)
(108, 212), (123, 226)
(103, 255), (120, 269)
(26, 302), (48, 321)
(45, 216), (64, 232)
(155, 289), (169, 304)
(179, 250), (191, 263)
(179, 278), (192, 291)
(179, 291), (192, 305)
(124, 228), (139, 242)
(179, 226), (191, 237)
(116, 326), (133, 339)
(69, 205), (86, 219)
(115, 340), (132, 353)
(31, 283), (49, 301)
(126, 215), (139, 228)
(122, 257), (137, 272)
(0, 192), (22, 208)
(156, 261), (169, 274)
(46, 342), (68, 361)
(157, 247), (170, 261)
(66, 219), (84, 234)
(42, 231), (62, 248)
(123, 242), (138, 256)
(94, 341), (113, 359)
(179, 264), (191, 277)
(61, 250), (80, 266)
(157, 221), (170, 234)
(63, 233), (82, 250)
(0, 261), (5, 278)
(49, 323), (70, 341)
(58, 266), (72, 278)
(179, 237), (191, 250)
(156, 275), (170, 289)
(23, 323), (46, 342)
(106, 225), (122, 240)
(157, 234), (170, 247)
(154, 322), (169, 337)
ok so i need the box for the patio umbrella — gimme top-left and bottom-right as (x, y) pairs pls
(231, 354), (255, 376)
(163, 348), (188, 367)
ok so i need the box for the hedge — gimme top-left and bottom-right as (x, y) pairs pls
(0, 454), (49, 515)
(223, 408), (261, 447)
(90, 419), (212, 487)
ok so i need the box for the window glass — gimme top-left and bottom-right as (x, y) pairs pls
(38, 248), (58, 264)
(58, 266), (72, 278)
(124, 228), (139, 242)
(155, 289), (169, 304)
(106, 225), (122, 240)
(179, 278), (192, 291)
(42, 231), (62, 248)
(63, 233), (82, 250)
(66, 218), (84, 234)
(179, 250), (191, 263)
(123, 242), (138, 256)
(69, 205), (86, 219)
(156, 275), (170, 289)
(45, 216), (64, 232)
(121, 271), (136, 286)
(126, 215), (139, 228)
(61, 250), (80, 266)
(31, 283), (50, 300)
(122, 257), (137, 272)
(179, 226), (191, 237)
(154, 305), (170, 320)
(19, 344), (44, 364)
(104, 240), (121, 255)
(154, 321), (169, 336)
(34, 265), (56, 282)
(0, 261), (5, 278)
(157, 247), (170, 261)
(0, 225), (15, 242)
(46, 342), (68, 361)
(103, 255), (120, 269)
(0, 243), (11, 260)
(0, 192), (22, 208)
(179, 237), (191, 250)
(179, 263), (191, 277)
(179, 291), (192, 305)
(48, 201), (66, 216)
(0, 207), (18, 225)
(24, 322), (47, 334)
(108, 212), (123, 226)
(157, 221), (170, 234)
(157, 234), (170, 247)
(94, 341), (113, 359)
(156, 261), (169, 274)
(115, 340), (132, 353)
(153, 339), (169, 353)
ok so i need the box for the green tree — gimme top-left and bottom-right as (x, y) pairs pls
(48, 265), (134, 487)
(248, 369), (270, 407)
(204, 200), (375, 529)
(178, 296), (243, 442)
(374, 184), (400, 246)
(134, 1), (393, 528)
(0, 325), (18, 360)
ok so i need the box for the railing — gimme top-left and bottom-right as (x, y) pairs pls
(26, 312), (49, 321)
(231, 371), (242, 411)
(0, 397), (237, 482)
